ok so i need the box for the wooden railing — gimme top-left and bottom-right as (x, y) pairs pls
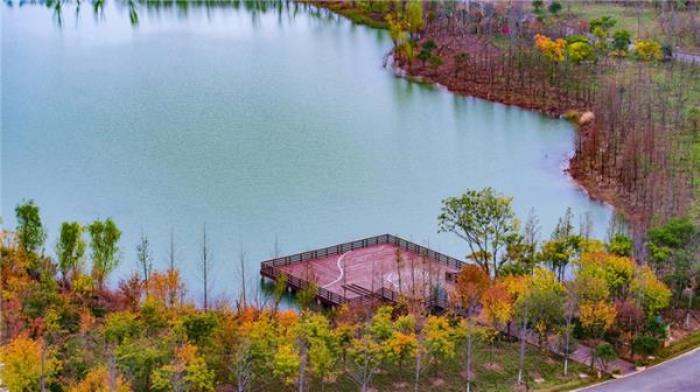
(260, 234), (464, 307)
(260, 233), (463, 270)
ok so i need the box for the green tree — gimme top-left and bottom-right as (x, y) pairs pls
(608, 234), (633, 256)
(88, 218), (122, 289)
(589, 16), (617, 33)
(302, 312), (340, 391)
(519, 268), (565, 351)
(272, 343), (299, 386)
(438, 188), (520, 278)
(646, 217), (697, 299)
(405, 0), (424, 38)
(532, 0), (544, 15)
(612, 29), (631, 52)
(567, 41), (596, 64)
(15, 200), (47, 255)
(56, 221), (86, 284)
(593, 342), (617, 372)
(548, 1), (562, 15)
(297, 281), (318, 310)
(346, 306), (393, 392)
(182, 312), (218, 346)
(539, 208), (581, 280)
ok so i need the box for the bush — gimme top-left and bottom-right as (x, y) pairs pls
(589, 16), (617, 33)
(644, 316), (669, 339)
(612, 29), (631, 52)
(567, 41), (596, 64)
(632, 336), (661, 358)
(607, 234), (633, 256)
(182, 312), (219, 345)
(565, 34), (589, 45)
(662, 44), (673, 59)
(594, 342), (617, 371)
(548, 1), (562, 15)
(634, 40), (663, 61)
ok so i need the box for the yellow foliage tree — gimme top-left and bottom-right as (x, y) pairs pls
(579, 300), (617, 339)
(480, 284), (513, 330)
(69, 365), (130, 392)
(634, 40), (663, 61)
(534, 34), (566, 63)
(0, 337), (57, 392)
(631, 265), (672, 315)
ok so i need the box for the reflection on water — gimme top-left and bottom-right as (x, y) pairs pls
(7, 0), (347, 28)
(2, 1), (611, 306)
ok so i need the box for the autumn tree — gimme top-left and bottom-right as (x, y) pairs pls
(346, 306), (393, 392)
(631, 266), (672, 316)
(451, 265), (489, 315)
(0, 336), (56, 392)
(302, 312), (340, 392)
(520, 268), (565, 351)
(151, 343), (215, 392)
(422, 315), (457, 376)
(438, 188), (520, 278)
(405, 0), (424, 39)
(69, 365), (130, 392)
(480, 281), (512, 365)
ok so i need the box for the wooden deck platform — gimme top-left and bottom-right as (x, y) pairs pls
(260, 234), (465, 307)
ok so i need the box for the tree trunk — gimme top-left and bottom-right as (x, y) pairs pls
(414, 339), (423, 392)
(466, 332), (472, 392)
(517, 310), (528, 385)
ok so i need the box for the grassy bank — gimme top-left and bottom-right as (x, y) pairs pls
(307, 1), (388, 29)
(314, 340), (598, 392)
(651, 330), (700, 365)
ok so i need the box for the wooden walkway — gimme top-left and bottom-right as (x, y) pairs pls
(260, 234), (464, 307)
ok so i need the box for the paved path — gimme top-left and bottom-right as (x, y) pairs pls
(579, 347), (700, 392)
(673, 51), (700, 64)
(502, 325), (636, 376)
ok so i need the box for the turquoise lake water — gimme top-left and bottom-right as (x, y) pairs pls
(1, 2), (610, 301)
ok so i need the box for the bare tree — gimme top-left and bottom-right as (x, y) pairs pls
(200, 224), (213, 311)
(237, 248), (247, 309)
(136, 230), (153, 296)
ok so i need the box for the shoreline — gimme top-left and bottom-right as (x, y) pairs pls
(310, 0), (639, 231)
(387, 58), (637, 228)
(389, 59), (616, 212)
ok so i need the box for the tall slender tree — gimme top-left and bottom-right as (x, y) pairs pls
(88, 218), (121, 289)
(15, 200), (47, 255)
(136, 230), (153, 295)
(56, 221), (85, 286)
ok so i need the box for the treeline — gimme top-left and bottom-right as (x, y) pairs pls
(2, 191), (698, 391)
(376, 1), (700, 238)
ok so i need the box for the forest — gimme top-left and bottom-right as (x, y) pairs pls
(2, 189), (699, 391)
(320, 0), (700, 243)
(4, 1), (700, 391)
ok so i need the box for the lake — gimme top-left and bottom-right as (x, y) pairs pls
(1, 2), (610, 302)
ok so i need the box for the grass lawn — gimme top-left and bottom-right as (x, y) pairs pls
(313, 1), (388, 29)
(651, 330), (700, 365)
(566, 2), (658, 40)
(566, 3), (700, 52)
(297, 340), (600, 392)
